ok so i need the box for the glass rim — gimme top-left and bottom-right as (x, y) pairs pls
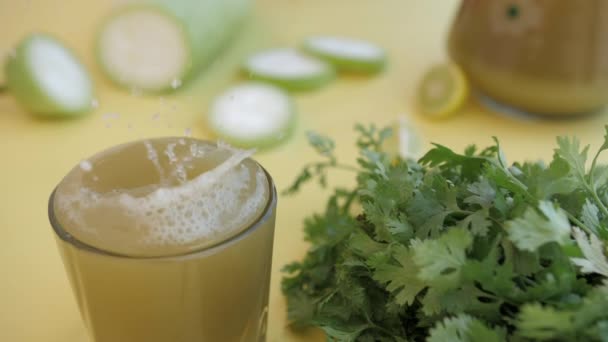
(48, 157), (277, 261)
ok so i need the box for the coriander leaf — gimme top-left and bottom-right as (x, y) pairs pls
(418, 268), (467, 316)
(319, 321), (372, 342)
(555, 128), (608, 222)
(458, 208), (492, 237)
(386, 213), (413, 237)
(362, 201), (395, 242)
(373, 245), (425, 306)
(461, 255), (518, 300)
(283, 132), (359, 195)
(427, 314), (470, 342)
(555, 136), (589, 184)
(541, 157), (579, 197)
(571, 227), (608, 277)
(412, 227), (472, 281)
(515, 304), (575, 340)
(439, 284), (503, 320)
(502, 240), (542, 276)
(355, 123), (393, 152)
(283, 125), (608, 341)
(483, 163), (533, 203)
(406, 188), (448, 239)
(421, 286), (444, 316)
(467, 317), (506, 342)
(427, 314), (505, 342)
(506, 201), (571, 251)
(581, 199), (602, 235)
(318, 277), (367, 321)
(592, 165), (608, 191)
(307, 131), (336, 159)
(419, 144), (488, 181)
(283, 167), (313, 195)
(418, 212), (450, 240)
(406, 173), (457, 239)
(286, 292), (316, 327)
(599, 126), (608, 152)
(348, 232), (385, 257)
(575, 284), (608, 328)
(360, 165), (416, 242)
(590, 126), (608, 189)
(519, 158), (578, 199)
(465, 179), (495, 208)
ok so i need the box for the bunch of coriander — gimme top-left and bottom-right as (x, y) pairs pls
(282, 125), (608, 342)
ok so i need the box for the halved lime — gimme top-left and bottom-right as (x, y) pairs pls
(417, 63), (468, 119)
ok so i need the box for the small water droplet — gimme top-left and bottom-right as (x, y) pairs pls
(167, 123), (173, 128)
(171, 78), (182, 89)
(151, 113), (160, 121)
(90, 99), (99, 109)
(130, 87), (142, 96)
(102, 112), (120, 120)
(105, 122), (112, 128)
(184, 128), (192, 137)
(127, 123), (133, 130)
(79, 160), (93, 172)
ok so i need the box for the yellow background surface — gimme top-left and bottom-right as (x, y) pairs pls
(1, 1), (607, 341)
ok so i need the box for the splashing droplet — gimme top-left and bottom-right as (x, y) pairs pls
(102, 112), (120, 120)
(184, 128), (192, 137)
(90, 99), (99, 109)
(171, 78), (182, 89)
(130, 87), (142, 96)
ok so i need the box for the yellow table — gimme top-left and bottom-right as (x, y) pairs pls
(1, 1), (607, 341)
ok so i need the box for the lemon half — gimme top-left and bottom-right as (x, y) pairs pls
(417, 63), (468, 119)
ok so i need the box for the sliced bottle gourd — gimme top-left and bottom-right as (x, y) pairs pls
(208, 82), (295, 149)
(5, 33), (94, 117)
(97, 0), (251, 92)
(243, 48), (334, 91)
(302, 36), (387, 74)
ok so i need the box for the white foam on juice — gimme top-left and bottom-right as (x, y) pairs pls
(121, 148), (263, 246)
(54, 139), (269, 256)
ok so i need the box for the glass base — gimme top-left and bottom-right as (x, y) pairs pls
(475, 92), (605, 121)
